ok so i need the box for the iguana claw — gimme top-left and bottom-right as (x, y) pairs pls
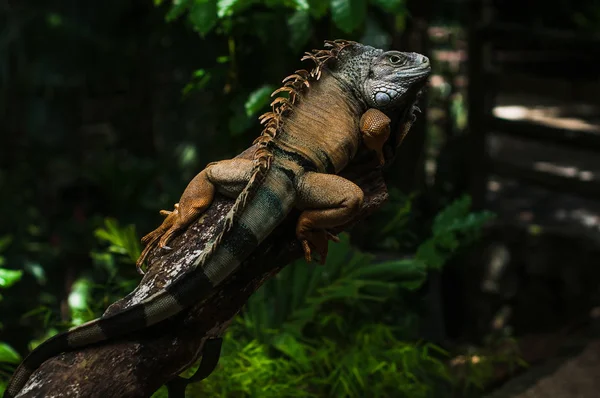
(300, 230), (340, 264)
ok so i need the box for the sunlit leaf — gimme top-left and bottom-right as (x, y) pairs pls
(244, 85), (275, 117)
(217, 0), (244, 17)
(0, 343), (21, 364)
(293, 0), (309, 10)
(69, 278), (94, 326)
(0, 268), (22, 289)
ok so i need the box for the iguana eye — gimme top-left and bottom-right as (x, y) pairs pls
(389, 54), (403, 64)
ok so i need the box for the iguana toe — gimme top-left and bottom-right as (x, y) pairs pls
(299, 230), (339, 264)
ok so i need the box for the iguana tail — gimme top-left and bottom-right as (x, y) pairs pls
(3, 158), (299, 398)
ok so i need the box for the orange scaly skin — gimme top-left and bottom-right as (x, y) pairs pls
(137, 107), (391, 271)
(136, 39), (430, 273)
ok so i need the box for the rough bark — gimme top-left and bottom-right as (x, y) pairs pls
(17, 145), (389, 398)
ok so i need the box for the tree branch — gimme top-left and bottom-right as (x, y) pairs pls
(18, 146), (390, 398)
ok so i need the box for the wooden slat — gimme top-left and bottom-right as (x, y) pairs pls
(489, 117), (600, 151)
(490, 160), (600, 200)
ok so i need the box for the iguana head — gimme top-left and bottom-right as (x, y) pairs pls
(328, 41), (431, 164)
(330, 42), (431, 112)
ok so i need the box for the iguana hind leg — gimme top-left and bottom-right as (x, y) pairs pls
(136, 158), (255, 273)
(295, 172), (364, 264)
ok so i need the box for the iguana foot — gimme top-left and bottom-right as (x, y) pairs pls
(299, 229), (340, 264)
(136, 206), (180, 274)
(135, 158), (255, 274)
(360, 108), (391, 166)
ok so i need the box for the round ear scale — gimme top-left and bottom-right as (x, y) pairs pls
(360, 108), (391, 166)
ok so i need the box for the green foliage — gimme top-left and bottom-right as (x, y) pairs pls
(181, 325), (454, 398)
(245, 85), (276, 117)
(415, 195), (495, 271)
(0, 238), (23, 377)
(0, 269), (22, 291)
(93, 218), (142, 267)
(156, 0), (407, 52)
(0, 344), (21, 366)
(240, 233), (427, 344)
(153, 195), (496, 397)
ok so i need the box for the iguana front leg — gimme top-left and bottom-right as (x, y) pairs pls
(360, 108), (391, 166)
(295, 172), (364, 264)
(136, 158), (255, 273)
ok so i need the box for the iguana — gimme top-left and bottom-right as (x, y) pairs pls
(5, 40), (430, 398)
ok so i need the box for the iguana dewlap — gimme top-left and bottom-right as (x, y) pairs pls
(5, 40), (430, 398)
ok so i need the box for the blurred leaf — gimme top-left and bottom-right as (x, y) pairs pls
(0, 268), (22, 289)
(293, 0), (309, 10)
(182, 69), (212, 97)
(353, 258), (428, 290)
(371, 0), (405, 13)
(28, 328), (59, 351)
(165, 0), (191, 21)
(68, 278), (94, 326)
(189, 0), (218, 35)
(272, 332), (309, 363)
(330, 0), (367, 34)
(0, 236), (12, 252)
(287, 10), (312, 50)
(217, 0), (246, 18)
(245, 85), (275, 117)
(307, 0), (330, 17)
(0, 343), (21, 364)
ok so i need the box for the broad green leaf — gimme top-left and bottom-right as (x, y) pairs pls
(217, 0), (242, 17)
(189, 0), (218, 35)
(0, 343), (21, 364)
(244, 85), (275, 117)
(293, 0), (309, 10)
(287, 10), (312, 50)
(330, 0), (367, 34)
(0, 268), (22, 289)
